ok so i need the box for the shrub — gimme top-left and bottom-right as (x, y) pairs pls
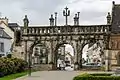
(0, 57), (28, 77)
(90, 73), (112, 76)
(7, 54), (12, 58)
(73, 73), (120, 80)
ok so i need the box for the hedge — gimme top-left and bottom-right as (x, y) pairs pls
(73, 73), (120, 80)
(0, 57), (28, 77)
(90, 73), (112, 76)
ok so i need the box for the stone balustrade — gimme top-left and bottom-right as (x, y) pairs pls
(21, 25), (110, 35)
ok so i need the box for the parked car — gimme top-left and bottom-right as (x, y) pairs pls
(82, 63), (102, 67)
(65, 64), (74, 71)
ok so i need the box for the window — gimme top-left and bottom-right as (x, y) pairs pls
(0, 29), (3, 37)
(0, 43), (4, 52)
(0, 54), (4, 57)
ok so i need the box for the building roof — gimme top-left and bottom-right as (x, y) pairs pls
(0, 27), (12, 39)
(0, 27), (4, 29)
(111, 2), (120, 33)
(8, 23), (19, 31)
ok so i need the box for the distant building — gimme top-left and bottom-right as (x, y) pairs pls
(86, 43), (102, 63)
(65, 51), (74, 65)
(0, 27), (12, 57)
(0, 17), (14, 43)
(58, 45), (65, 60)
(0, 17), (20, 58)
(8, 23), (20, 32)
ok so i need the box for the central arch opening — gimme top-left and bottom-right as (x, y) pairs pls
(56, 43), (74, 71)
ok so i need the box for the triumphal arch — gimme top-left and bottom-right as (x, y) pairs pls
(14, 1), (120, 70)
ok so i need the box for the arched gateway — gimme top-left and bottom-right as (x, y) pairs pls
(14, 7), (111, 70)
(17, 24), (110, 70)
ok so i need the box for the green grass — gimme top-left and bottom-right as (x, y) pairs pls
(0, 71), (28, 80)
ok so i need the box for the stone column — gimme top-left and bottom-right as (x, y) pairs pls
(53, 40), (58, 70)
(79, 40), (85, 69)
(47, 41), (53, 63)
(72, 41), (77, 62)
(72, 40), (78, 70)
(104, 50), (111, 71)
(25, 40), (27, 61)
(76, 40), (79, 70)
(78, 40), (83, 69)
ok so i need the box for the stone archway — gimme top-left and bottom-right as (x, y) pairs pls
(32, 43), (48, 64)
(77, 39), (105, 69)
(28, 39), (49, 69)
(82, 41), (104, 65)
(16, 20), (110, 71)
(53, 41), (76, 70)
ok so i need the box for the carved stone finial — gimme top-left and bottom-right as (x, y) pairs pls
(23, 15), (29, 29)
(55, 12), (57, 26)
(106, 12), (111, 24)
(74, 12), (80, 25)
(112, 1), (115, 5)
(77, 12), (80, 18)
(49, 14), (54, 26)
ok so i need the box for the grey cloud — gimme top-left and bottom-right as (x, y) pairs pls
(0, 0), (115, 25)
(19, 0), (70, 25)
(68, 0), (95, 4)
(80, 10), (107, 21)
(22, 0), (69, 14)
(56, 9), (107, 25)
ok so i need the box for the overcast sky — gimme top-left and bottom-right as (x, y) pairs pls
(0, 0), (120, 26)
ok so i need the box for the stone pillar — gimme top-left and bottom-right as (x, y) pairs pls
(53, 41), (58, 70)
(47, 41), (52, 64)
(48, 39), (57, 70)
(25, 40), (27, 61)
(73, 41), (78, 70)
(79, 40), (84, 69)
(104, 50), (111, 71)
(48, 49), (52, 63)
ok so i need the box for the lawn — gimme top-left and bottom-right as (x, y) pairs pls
(0, 71), (28, 80)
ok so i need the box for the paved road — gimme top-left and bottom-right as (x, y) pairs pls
(15, 71), (80, 80)
(15, 71), (113, 80)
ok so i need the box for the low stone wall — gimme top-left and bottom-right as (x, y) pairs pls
(32, 64), (53, 71)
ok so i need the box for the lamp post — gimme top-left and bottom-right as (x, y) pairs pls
(63, 6), (70, 26)
(23, 15), (31, 76)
